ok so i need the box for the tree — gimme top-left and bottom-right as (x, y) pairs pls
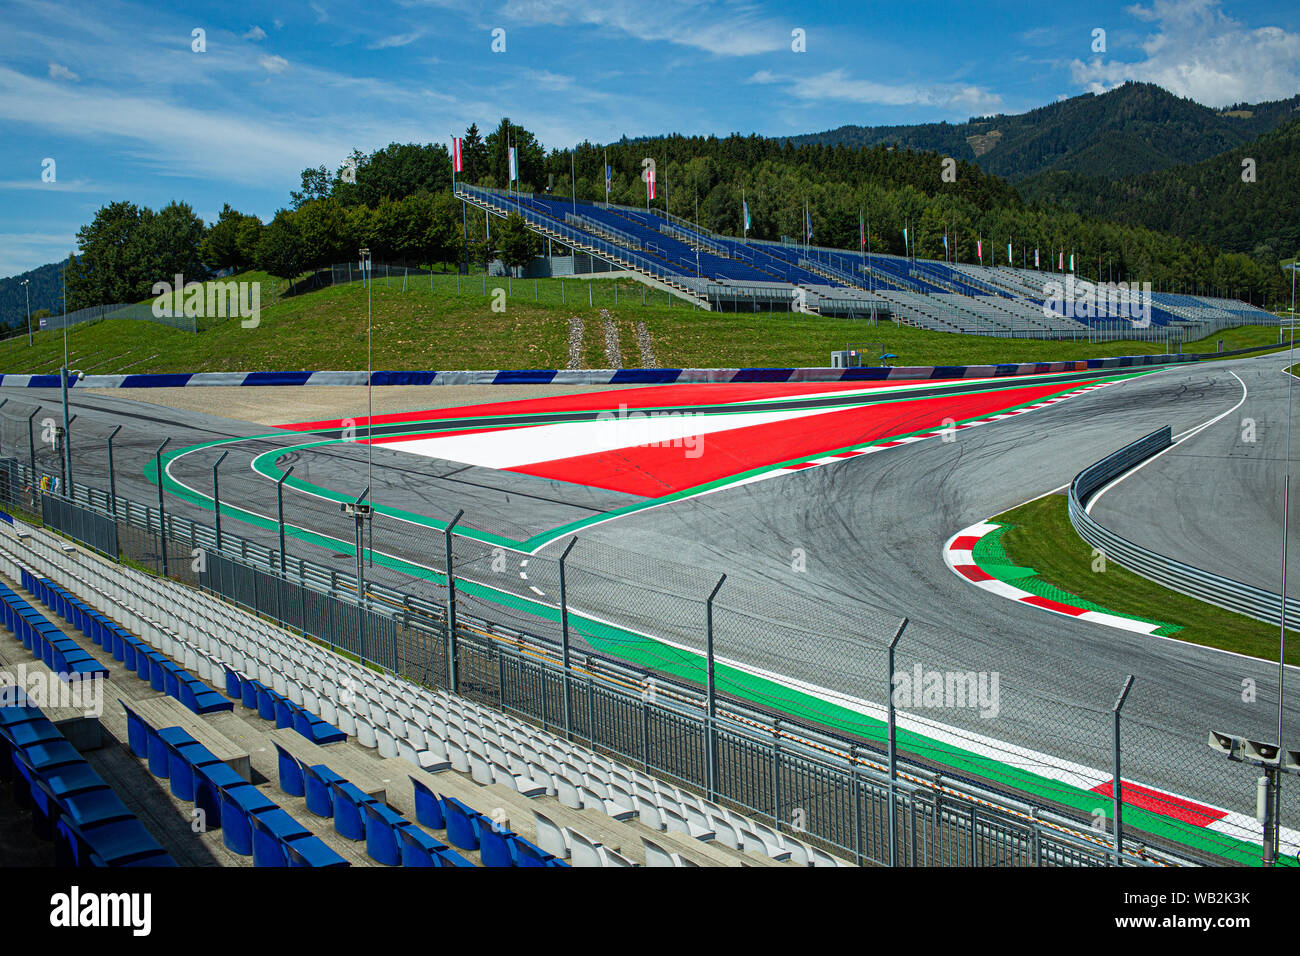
(290, 166), (331, 209)
(255, 209), (307, 280)
(485, 118), (545, 191)
(202, 204), (263, 272)
(426, 190), (463, 269)
(495, 213), (540, 275)
(65, 200), (207, 308)
(461, 123), (489, 183)
(66, 201), (147, 308)
(141, 201), (209, 285)
(355, 143), (452, 207)
(294, 198), (351, 271)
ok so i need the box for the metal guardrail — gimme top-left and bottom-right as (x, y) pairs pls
(1069, 427), (1300, 628)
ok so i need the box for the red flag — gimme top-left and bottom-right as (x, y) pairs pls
(453, 137), (463, 173)
(1058, 250), (1064, 271)
(976, 238), (983, 262)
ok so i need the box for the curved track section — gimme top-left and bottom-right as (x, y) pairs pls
(3, 357), (1296, 863)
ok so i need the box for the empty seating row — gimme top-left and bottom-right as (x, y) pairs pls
(0, 580), (108, 682)
(118, 698), (346, 867)
(220, 663), (346, 745)
(1, 686), (175, 866)
(269, 739), (476, 867)
(1, 519), (839, 865)
(21, 569), (232, 716)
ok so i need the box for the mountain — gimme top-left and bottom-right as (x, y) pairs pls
(785, 82), (1300, 183)
(0, 261), (65, 332)
(1019, 115), (1300, 261)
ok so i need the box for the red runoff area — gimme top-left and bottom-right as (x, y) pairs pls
(508, 380), (1090, 497)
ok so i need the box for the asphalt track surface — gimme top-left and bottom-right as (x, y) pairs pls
(3, 356), (1298, 858)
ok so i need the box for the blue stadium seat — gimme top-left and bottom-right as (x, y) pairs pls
(328, 780), (377, 841)
(250, 807), (311, 867)
(272, 742), (306, 797)
(218, 783), (278, 856)
(478, 823), (515, 868)
(361, 800), (411, 866)
(285, 835), (350, 868)
(408, 775), (445, 829)
(442, 796), (484, 851)
(397, 825), (450, 867)
(303, 764), (344, 818)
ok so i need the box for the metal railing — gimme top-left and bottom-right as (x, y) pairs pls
(0, 455), (1186, 868)
(456, 184), (707, 304)
(1070, 428), (1300, 628)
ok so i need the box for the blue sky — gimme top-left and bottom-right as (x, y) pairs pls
(2, 0), (1298, 277)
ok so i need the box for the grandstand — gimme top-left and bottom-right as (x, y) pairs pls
(0, 516), (840, 868)
(456, 183), (1278, 339)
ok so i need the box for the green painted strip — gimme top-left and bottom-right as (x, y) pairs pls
(973, 522), (1181, 635)
(139, 367), (1286, 863)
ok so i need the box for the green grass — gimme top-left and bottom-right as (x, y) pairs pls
(997, 494), (1299, 666)
(0, 269), (1287, 374)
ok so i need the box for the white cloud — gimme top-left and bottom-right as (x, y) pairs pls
(0, 65), (352, 185)
(258, 54), (289, 74)
(310, 2), (329, 23)
(243, 26), (267, 41)
(501, 0), (787, 56)
(368, 32), (422, 49)
(47, 61), (78, 81)
(1069, 0), (1300, 107)
(751, 68), (1005, 116)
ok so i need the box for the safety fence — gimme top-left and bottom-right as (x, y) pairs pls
(1069, 428), (1300, 628)
(0, 454), (1184, 868)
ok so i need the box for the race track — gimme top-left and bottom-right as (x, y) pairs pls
(3, 354), (1297, 862)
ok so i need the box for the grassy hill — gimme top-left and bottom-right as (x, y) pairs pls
(0, 270), (1288, 376)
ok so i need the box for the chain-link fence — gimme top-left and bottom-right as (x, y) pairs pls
(0, 442), (1247, 868)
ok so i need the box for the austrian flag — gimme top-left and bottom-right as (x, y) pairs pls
(648, 167), (656, 200)
(452, 137), (463, 173)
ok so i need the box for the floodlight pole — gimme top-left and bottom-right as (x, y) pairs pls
(27, 407), (39, 490)
(212, 449), (228, 552)
(20, 277), (31, 348)
(155, 438), (170, 576)
(558, 536), (577, 740)
(277, 465), (295, 573)
(887, 618), (908, 868)
(360, 248), (373, 567)
(705, 573), (726, 801)
(106, 425), (122, 518)
(353, 486), (369, 665)
(1111, 675), (1134, 864)
(60, 366), (74, 496)
(444, 509), (464, 692)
